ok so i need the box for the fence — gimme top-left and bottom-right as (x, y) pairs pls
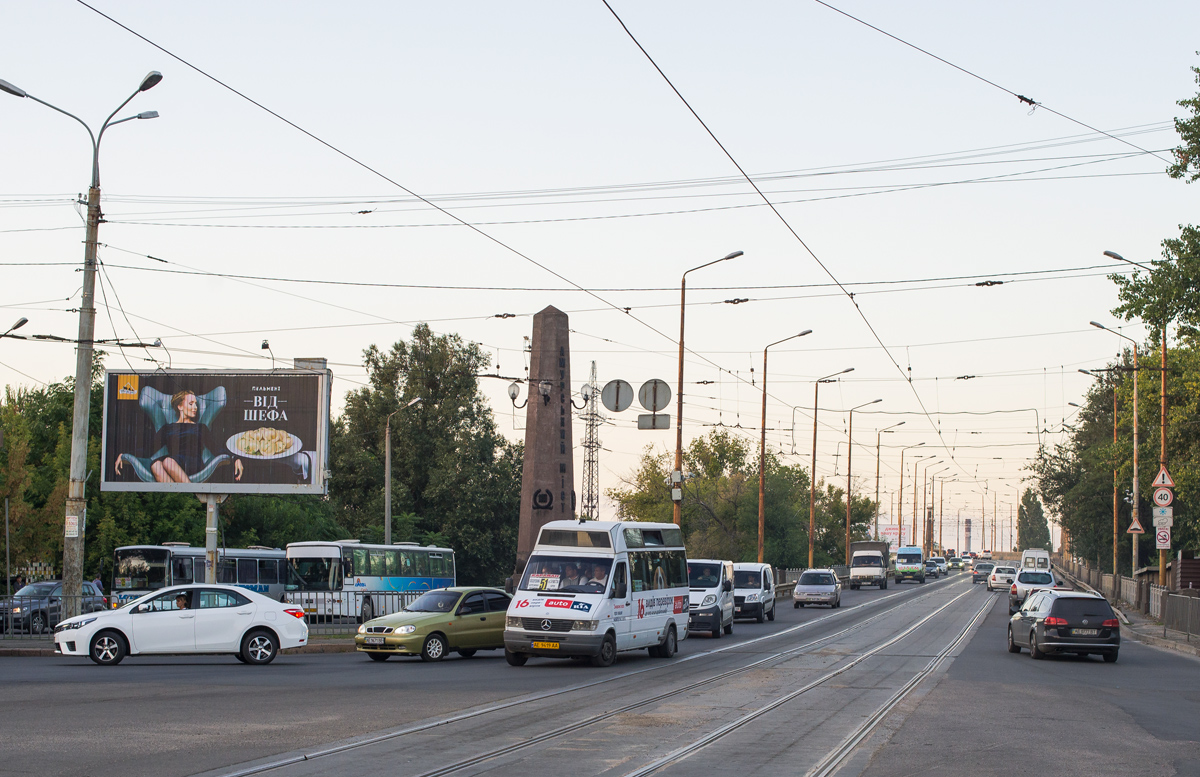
(289, 590), (423, 636)
(1163, 594), (1200, 641)
(1, 594), (107, 641)
(779, 566), (851, 584)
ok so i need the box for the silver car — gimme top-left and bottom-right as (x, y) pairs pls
(793, 569), (841, 608)
(987, 566), (1017, 592)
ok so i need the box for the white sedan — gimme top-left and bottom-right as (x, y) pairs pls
(53, 584), (309, 665)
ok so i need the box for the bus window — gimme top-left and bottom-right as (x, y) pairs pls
(369, 549), (387, 577)
(172, 556), (194, 584)
(402, 551), (428, 577)
(113, 547), (170, 592)
(258, 559), (279, 584)
(217, 559), (237, 584)
(194, 559), (206, 583)
(343, 548), (354, 577)
(385, 550), (399, 576)
(237, 558), (258, 584)
(352, 548), (369, 577)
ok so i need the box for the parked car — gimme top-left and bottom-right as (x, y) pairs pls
(1008, 590), (1120, 662)
(971, 562), (995, 585)
(358, 587), (510, 661)
(53, 584), (308, 665)
(732, 563), (776, 622)
(924, 559), (940, 579)
(1, 580), (108, 634)
(947, 557), (965, 571)
(793, 569), (841, 608)
(1008, 570), (1068, 613)
(930, 556), (948, 575)
(987, 566), (1018, 592)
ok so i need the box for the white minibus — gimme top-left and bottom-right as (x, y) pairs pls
(1021, 548), (1051, 570)
(503, 520), (688, 668)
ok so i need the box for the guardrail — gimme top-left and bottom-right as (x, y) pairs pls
(1, 594), (108, 640)
(287, 590), (423, 636)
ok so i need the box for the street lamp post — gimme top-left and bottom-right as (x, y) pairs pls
(1092, 321), (1140, 575)
(914, 459), (942, 551)
(758, 330), (812, 562)
(1, 72), (162, 617)
(675, 251), (743, 525)
(896, 444), (925, 545)
(384, 397), (423, 546)
(1080, 367), (1120, 575)
(808, 368), (854, 567)
(874, 422), (904, 540)
(845, 399), (882, 564)
(927, 467), (950, 555)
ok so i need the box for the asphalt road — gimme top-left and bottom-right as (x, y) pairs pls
(3, 573), (1196, 777)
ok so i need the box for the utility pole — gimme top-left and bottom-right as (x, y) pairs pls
(581, 362), (602, 520)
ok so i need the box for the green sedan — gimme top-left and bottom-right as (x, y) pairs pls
(355, 587), (511, 662)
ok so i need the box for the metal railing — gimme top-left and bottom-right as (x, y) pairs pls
(1, 594), (108, 640)
(1163, 593), (1200, 641)
(286, 590), (423, 636)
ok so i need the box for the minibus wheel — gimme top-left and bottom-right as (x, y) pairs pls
(504, 648), (528, 666)
(590, 634), (616, 667)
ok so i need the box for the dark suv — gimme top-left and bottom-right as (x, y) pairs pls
(1007, 590), (1120, 662)
(0, 581), (108, 634)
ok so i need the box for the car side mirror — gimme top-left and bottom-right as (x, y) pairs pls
(504, 577), (514, 595)
(457, 606), (473, 616)
(722, 580), (732, 592)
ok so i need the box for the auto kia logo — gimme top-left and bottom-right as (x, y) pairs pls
(540, 619), (552, 631)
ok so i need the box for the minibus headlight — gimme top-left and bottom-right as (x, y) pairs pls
(571, 620), (598, 631)
(744, 593), (759, 603)
(393, 625), (416, 635)
(506, 616), (522, 628)
(701, 594), (716, 606)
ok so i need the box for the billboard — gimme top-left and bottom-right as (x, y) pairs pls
(879, 524), (908, 547)
(101, 369), (330, 494)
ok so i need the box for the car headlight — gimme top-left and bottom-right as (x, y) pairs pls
(571, 620), (598, 631)
(393, 625), (416, 635)
(744, 593), (759, 603)
(357, 624), (366, 634)
(701, 594), (716, 606)
(506, 616), (522, 628)
(11, 606), (21, 614)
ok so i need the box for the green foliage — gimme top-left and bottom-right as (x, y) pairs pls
(607, 429), (875, 569)
(1167, 60), (1200, 183)
(1016, 488), (1052, 552)
(1110, 225), (1200, 336)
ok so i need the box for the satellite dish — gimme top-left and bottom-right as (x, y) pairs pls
(638, 379), (671, 413)
(601, 379), (633, 412)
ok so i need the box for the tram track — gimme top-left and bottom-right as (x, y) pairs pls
(209, 576), (968, 777)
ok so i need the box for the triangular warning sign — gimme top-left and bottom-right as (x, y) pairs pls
(1152, 466), (1175, 488)
(1127, 516), (1145, 534)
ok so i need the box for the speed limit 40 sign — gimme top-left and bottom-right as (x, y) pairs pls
(1153, 487), (1174, 507)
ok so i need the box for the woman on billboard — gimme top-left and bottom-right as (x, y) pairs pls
(114, 390), (243, 483)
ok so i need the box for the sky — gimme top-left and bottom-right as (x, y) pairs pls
(2, 1), (1198, 551)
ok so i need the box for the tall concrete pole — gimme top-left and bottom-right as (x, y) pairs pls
(759, 332), (811, 563)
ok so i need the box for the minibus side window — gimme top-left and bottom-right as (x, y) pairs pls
(612, 562), (628, 599)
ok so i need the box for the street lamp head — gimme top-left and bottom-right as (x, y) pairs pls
(136, 111), (159, 120)
(507, 382), (520, 402)
(261, 339), (270, 350)
(1078, 369), (1093, 376)
(0, 79), (27, 98)
(404, 396), (423, 408)
(11, 317), (28, 331)
(797, 329), (813, 338)
(869, 398), (882, 405)
(1103, 250), (1124, 262)
(139, 71), (164, 92)
(840, 368), (855, 375)
(581, 383), (593, 402)
(723, 250), (744, 261)
(1089, 321), (1106, 331)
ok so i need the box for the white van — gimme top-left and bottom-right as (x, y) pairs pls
(687, 558), (735, 637)
(1021, 548), (1051, 570)
(503, 520), (688, 668)
(732, 562), (776, 622)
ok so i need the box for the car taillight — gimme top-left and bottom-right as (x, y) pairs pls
(102, 597), (108, 608)
(1010, 584), (1017, 594)
(284, 608), (306, 619)
(1044, 616), (1067, 626)
(1101, 618), (1119, 628)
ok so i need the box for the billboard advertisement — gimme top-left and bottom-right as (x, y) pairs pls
(101, 369), (330, 495)
(879, 524), (908, 547)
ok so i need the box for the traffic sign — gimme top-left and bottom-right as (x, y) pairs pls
(637, 413), (670, 430)
(1127, 516), (1145, 534)
(1156, 526), (1171, 550)
(1152, 466), (1175, 488)
(1153, 487), (1174, 507)
(638, 379), (671, 412)
(1153, 506), (1173, 519)
(601, 379), (633, 413)
(1154, 515), (1174, 528)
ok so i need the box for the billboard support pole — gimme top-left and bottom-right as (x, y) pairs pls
(199, 494), (227, 584)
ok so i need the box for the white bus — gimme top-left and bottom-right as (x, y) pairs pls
(111, 543), (287, 606)
(1021, 548), (1051, 570)
(285, 540), (456, 622)
(503, 520), (689, 668)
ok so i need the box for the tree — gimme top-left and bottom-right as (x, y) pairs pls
(1167, 59), (1200, 183)
(1016, 488), (1052, 552)
(329, 324), (522, 585)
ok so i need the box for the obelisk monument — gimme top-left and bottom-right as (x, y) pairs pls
(516, 306), (575, 571)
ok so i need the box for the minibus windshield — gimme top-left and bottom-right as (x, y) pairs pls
(732, 570), (762, 589)
(520, 555), (612, 593)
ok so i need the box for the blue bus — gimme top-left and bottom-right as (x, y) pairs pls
(284, 540), (455, 622)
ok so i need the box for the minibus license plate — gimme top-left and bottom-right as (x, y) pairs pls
(364, 636), (385, 645)
(531, 641), (559, 650)
(1071, 628), (1098, 636)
